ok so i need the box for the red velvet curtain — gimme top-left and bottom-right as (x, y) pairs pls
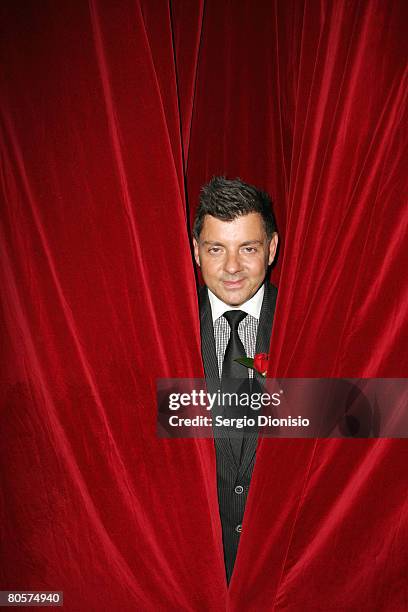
(1, 1), (407, 610)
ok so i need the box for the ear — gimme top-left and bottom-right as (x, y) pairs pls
(193, 238), (201, 267)
(268, 233), (278, 266)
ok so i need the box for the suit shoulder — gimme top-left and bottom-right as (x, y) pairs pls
(198, 285), (209, 313)
(198, 284), (207, 302)
(265, 281), (278, 299)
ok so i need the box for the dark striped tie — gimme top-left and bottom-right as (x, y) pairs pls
(221, 310), (248, 464)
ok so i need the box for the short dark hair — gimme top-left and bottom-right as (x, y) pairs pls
(193, 176), (277, 240)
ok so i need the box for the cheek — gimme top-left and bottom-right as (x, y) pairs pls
(248, 257), (267, 275)
(201, 257), (221, 277)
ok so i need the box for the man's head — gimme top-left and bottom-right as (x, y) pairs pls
(193, 177), (278, 307)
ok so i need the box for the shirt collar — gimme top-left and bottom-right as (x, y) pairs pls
(208, 283), (265, 323)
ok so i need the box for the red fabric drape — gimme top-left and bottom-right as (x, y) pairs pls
(1, 1), (407, 610)
(1, 2), (225, 610)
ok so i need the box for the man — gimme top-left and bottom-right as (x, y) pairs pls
(192, 176), (278, 584)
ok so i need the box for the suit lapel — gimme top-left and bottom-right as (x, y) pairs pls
(199, 286), (219, 382)
(255, 281), (278, 356)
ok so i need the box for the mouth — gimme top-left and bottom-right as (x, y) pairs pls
(222, 279), (245, 289)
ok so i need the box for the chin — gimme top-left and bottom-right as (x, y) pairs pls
(226, 299), (244, 307)
(221, 290), (249, 307)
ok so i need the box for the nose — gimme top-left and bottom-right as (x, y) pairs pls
(224, 251), (242, 275)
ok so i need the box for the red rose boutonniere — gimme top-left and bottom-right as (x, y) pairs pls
(234, 353), (269, 377)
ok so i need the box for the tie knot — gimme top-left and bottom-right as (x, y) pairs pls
(223, 310), (247, 330)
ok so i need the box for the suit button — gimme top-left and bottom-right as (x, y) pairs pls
(235, 524), (242, 533)
(234, 485), (244, 494)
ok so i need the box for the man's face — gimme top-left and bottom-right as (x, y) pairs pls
(193, 212), (278, 307)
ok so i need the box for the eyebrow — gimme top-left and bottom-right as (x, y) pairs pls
(201, 240), (263, 246)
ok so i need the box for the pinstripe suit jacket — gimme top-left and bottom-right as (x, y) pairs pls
(199, 281), (278, 583)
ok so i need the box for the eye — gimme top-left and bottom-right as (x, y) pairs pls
(242, 247), (257, 253)
(208, 247), (222, 254)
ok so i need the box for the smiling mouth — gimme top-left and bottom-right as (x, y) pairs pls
(222, 279), (245, 288)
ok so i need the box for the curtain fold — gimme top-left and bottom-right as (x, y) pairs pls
(171, 0), (205, 168)
(1, 1), (407, 610)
